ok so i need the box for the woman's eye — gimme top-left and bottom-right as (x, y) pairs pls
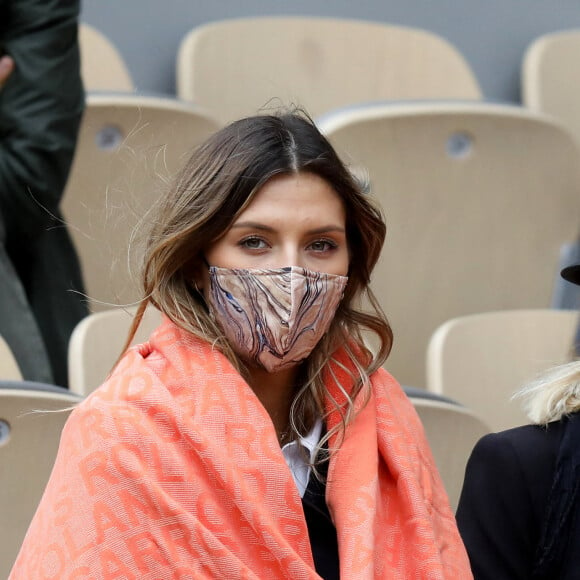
(240, 237), (267, 250)
(309, 239), (337, 252)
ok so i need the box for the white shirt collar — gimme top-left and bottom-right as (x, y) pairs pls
(281, 418), (323, 497)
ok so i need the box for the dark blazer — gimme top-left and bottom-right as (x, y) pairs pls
(302, 451), (339, 580)
(456, 420), (565, 579)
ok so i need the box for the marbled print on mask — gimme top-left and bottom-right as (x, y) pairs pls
(208, 266), (348, 372)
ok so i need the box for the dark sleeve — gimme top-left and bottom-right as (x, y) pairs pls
(0, 0), (84, 229)
(455, 430), (543, 580)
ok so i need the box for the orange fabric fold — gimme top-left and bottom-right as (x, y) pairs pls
(10, 317), (472, 579)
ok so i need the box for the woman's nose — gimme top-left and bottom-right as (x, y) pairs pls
(277, 247), (304, 269)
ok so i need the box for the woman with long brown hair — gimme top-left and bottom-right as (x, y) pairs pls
(11, 111), (470, 579)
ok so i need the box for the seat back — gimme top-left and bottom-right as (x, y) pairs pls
(0, 335), (22, 380)
(61, 94), (219, 312)
(0, 383), (82, 577)
(523, 30), (580, 146)
(408, 396), (490, 512)
(79, 23), (134, 92)
(177, 17), (481, 124)
(427, 309), (579, 431)
(68, 306), (162, 396)
(319, 102), (580, 388)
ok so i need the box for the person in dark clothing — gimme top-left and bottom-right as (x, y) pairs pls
(0, 0), (87, 386)
(457, 263), (580, 580)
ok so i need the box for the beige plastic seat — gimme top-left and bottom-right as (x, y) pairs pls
(0, 335), (22, 380)
(319, 102), (580, 389)
(79, 23), (134, 92)
(0, 382), (82, 577)
(68, 306), (162, 396)
(408, 396), (490, 512)
(61, 94), (220, 313)
(523, 30), (580, 146)
(426, 309), (579, 432)
(177, 17), (481, 125)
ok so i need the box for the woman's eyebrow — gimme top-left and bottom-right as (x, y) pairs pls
(231, 222), (345, 234)
(307, 226), (346, 235)
(230, 222), (275, 232)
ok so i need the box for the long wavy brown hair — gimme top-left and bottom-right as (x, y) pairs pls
(125, 110), (392, 448)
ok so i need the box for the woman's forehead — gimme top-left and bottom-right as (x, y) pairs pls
(236, 173), (345, 220)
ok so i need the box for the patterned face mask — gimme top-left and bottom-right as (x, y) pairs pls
(207, 266), (348, 372)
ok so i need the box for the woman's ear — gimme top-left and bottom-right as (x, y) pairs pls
(193, 263), (211, 299)
(192, 270), (205, 295)
(184, 260), (206, 295)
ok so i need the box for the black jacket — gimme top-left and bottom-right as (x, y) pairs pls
(0, 0), (84, 231)
(0, 0), (86, 386)
(457, 416), (580, 579)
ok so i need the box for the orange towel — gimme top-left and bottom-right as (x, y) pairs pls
(10, 317), (472, 579)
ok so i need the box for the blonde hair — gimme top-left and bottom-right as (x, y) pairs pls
(125, 110), (393, 448)
(515, 360), (580, 425)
